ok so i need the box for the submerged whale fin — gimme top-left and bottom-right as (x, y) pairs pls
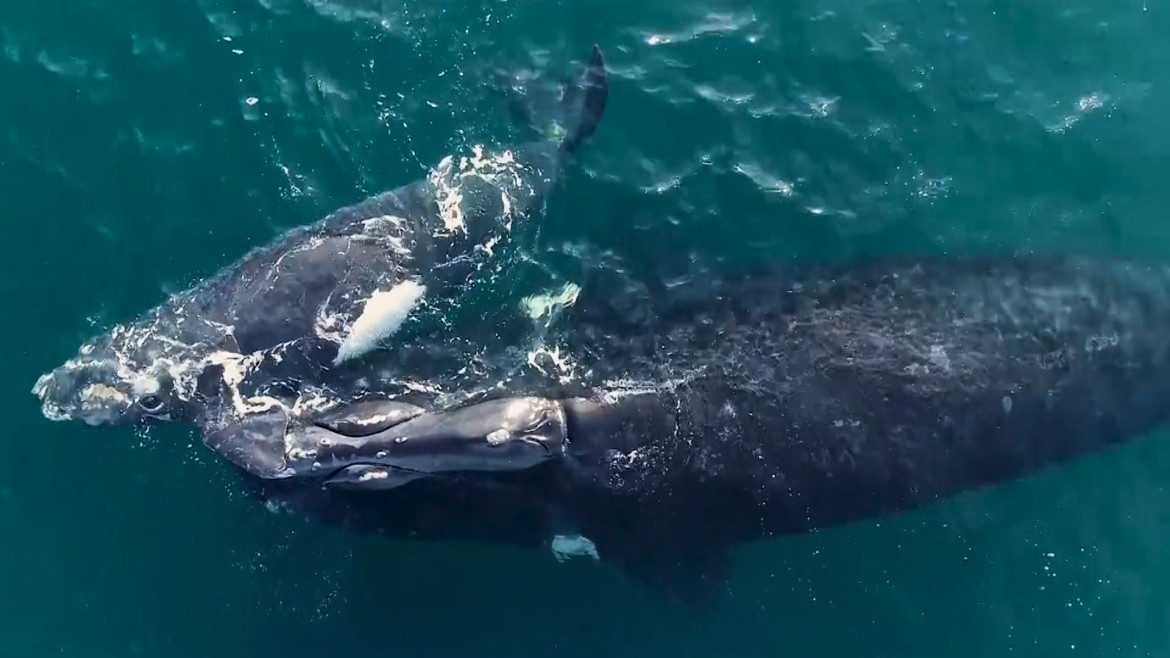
(613, 548), (734, 612)
(495, 45), (609, 156)
(556, 44), (609, 156)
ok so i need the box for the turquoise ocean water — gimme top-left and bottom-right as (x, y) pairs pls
(4, 0), (1170, 655)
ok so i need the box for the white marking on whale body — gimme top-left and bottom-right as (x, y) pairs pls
(333, 280), (427, 365)
(550, 534), (600, 563)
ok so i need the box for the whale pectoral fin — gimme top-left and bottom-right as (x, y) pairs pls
(557, 44), (608, 155)
(199, 407), (292, 479)
(609, 547), (734, 612)
(493, 45), (608, 155)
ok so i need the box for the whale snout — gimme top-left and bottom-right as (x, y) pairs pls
(32, 360), (135, 426)
(32, 353), (172, 428)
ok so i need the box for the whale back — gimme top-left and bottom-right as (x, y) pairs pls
(551, 255), (1170, 545)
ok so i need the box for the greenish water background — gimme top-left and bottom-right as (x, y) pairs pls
(4, 0), (1170, 655)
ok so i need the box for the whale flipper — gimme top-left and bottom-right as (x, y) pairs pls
(556, 44), (609, 155)
(496, 45), (609, 156)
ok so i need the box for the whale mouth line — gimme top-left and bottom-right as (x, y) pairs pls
(321, 460), (426, 481)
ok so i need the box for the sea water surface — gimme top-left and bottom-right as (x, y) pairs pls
(4, 0), (1170, 656)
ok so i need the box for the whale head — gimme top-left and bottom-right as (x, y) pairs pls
(33, 348), (180, 428)
(31, 311), (224, 428)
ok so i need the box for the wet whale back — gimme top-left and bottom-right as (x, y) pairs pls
(558, 255), (1170, 538)
(183, 185), (433, 354)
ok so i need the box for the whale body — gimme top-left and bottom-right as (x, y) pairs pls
(224, 253), (1170, 603)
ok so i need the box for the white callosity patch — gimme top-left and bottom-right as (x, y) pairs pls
(327, 465), (426, 490)
(550, 534), (600, 563)
(332, 279), (427, 365)
(359, 469), (389, 482)
(78, 383), (128, 404)
(70, 381), (131, 425)
(486, 428), (511, 446)
(347, 411), (408, 429)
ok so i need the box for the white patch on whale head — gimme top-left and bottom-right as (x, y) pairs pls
(332, 280), (427, 365)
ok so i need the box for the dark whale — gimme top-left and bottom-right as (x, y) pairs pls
(229, 253), (1170, 604)
(31, 45), (609, 471)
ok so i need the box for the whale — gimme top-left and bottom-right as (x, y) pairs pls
(221, 253), (1170, 604)
(31, 44), (609, 476)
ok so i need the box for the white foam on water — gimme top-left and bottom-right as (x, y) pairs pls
(521, 282), (581, 327)
(428, 144), (527, 238)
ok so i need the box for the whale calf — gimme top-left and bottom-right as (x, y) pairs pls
(31, 45), (609, 477)
(231, 253), (1170, 603)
